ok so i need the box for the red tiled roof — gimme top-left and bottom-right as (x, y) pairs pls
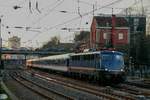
(94, 16), (128, 27)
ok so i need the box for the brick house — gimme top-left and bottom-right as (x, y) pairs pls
(90, 15), (129, 49)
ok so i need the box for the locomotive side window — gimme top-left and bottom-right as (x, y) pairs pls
(90, 54), (94, 60)
(83, 54), (91, 60)
(70, 53), (102, 68)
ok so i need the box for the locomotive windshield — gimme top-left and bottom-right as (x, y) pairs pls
(101, 52), (124, 71)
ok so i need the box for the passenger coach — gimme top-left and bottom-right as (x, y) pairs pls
(27, 50), (126, 83)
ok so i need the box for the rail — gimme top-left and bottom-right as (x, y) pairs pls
(28, 71), (136, 100)
(10, 72), (74, 100)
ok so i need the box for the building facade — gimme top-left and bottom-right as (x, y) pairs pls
(90, 15), (129, 49)
(126, 15), (146, 63)
(8, 36), (21, 49)
(90, 14), (146, 65)
(90, 15), (146, 49)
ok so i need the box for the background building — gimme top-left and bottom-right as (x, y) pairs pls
(8, 36), (21, 50)
(90, 14), (146, 62)
(126, 15), (146, 64)
(90, 15), (129, 49)
(3, 36), (24, 60)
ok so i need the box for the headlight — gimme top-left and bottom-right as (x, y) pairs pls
(105, 68), (108, 71)
(121, 69), (124, 71)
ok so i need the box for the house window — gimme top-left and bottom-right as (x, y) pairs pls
(103, 33), (108, 39)
(134, 18), (139, 26)
(118, 33), (124, 40)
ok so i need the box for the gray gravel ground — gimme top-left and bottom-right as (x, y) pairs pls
(4, 78), (48, 100)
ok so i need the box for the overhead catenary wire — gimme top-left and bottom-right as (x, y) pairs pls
(36, 1), (41, 13)
(77, 0), (82, 28)
(17, 0), (27, 7)
(119, 0), (142, 15)
(30, 0), (124, 31)
(29, 0), (124, 41)
(72, 0), (126, 10)
(23, 0), (65, 43)
(28, 0), (42, 14)
(40, 0), (62, 11)
(43, 0), (124, 32)
(0, 0), (27, 8)
(29, 0), (32, 13)
(29, 0), (64, 26)
(77, 0), (82, 17)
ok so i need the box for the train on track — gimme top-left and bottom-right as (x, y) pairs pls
(27, 50), (126, 83)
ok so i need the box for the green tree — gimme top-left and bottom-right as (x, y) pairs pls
(50, 36), (60, 45)
(74, 31), (90, 51)
(40, 36), (60, 49)
(140, 35), (150, 64)
(74, 31), (90, 42)
(36, 36), (74, 52)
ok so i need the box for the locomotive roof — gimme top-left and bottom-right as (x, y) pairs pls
(71, 50), (123, 56)
(27, 51), (123, 61)
(71, 51), (100, 56)
(40, 53), (71, 60)
(27, 53), (73, 61)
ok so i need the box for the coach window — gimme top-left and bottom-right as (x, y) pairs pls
(84, 55), (90, 60)
(87, 55), (90, 60)
(80, 55), (83, 61)
(72, 56), (74, 60)
(77, 56), (80, 61)
(72, 56), (80, 61)
(90, 54), (94, 60)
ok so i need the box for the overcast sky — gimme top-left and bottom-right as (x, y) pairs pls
(0, 0), (149, 48)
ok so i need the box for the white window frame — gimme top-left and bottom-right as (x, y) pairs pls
(103, 33), (107, 39)
(118, 33), (124, 40)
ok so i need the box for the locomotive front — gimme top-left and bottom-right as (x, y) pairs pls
(100, 51), (126, 83)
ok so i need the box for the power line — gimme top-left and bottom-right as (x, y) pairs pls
(119, 0), (142, 15)
(30, 0), (124, 41)
(36, 1), (41, 13)
(72, 0), (125, 10)
(17, 0), (28, 6)
(29, 0), (64, 26)
(72, 0), (93, 6)
(44, 0), (124, 32)
(77, 0), (82, 17)
(40, 0), (62, 11)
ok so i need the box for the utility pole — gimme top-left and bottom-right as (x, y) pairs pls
(0, 16), (4, 78)
(0, 18), (2, 77)
(0, 18), (2, 67)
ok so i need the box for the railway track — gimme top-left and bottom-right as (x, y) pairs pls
(144, 79), (150, 84)
(126, 81), (150, 89)
(10, 72), (74, 100)
(13, 70), (150, 100)
(117, 83), (150, 96)
(26, 70), (137, 100)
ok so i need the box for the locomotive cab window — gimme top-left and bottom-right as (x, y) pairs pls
(101, 54), (113, 61)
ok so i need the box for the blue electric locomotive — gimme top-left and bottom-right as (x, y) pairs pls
(27, 50), (125, 83)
